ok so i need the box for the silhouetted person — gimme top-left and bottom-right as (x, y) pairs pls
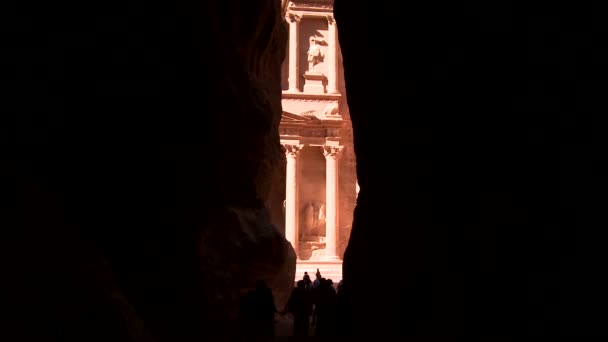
(310, 277), (323, 326)
(313, 269), (322, 288)
(312, 278), (338, 336)
(327, 279), (335, 292)
(239, 280), (277, 340)
(302, 272), (312, 288)
(287, 280), (313, 338)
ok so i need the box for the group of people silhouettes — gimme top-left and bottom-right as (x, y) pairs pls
(238, 269), (348, 339)
(286, 269), (347, 337)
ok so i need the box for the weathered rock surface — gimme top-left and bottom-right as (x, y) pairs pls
(199, 206), (296, 320)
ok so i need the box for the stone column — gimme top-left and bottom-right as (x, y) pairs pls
(327, 15), (339, 94)
(323, 146), (342, 260)
(287, 13), (301, 92)
(284, 144), (302, 257)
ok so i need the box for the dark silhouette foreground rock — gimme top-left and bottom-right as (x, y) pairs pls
(334, 0), (605, 336)
(3, 1), (293, 340)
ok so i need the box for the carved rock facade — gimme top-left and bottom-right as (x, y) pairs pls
(270, 0), (356, 282)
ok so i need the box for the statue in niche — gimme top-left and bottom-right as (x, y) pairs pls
(307, 36), (325, 73)
(317, 203), (326, 229)
(300, 201), (326, 239)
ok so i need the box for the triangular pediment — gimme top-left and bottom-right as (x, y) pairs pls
(281, 111), (318, 122)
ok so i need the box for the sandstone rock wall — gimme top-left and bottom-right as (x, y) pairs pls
(3, 0), (294, 340)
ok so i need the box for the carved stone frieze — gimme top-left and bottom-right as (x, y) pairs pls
(326, 128), (340, 136)
(282, 90), (341, 100)
(289, 0), (334, 10)
(279, 127), (341, 138)
(282, 98), (339, 104)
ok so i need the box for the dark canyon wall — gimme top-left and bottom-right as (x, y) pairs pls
(3, 1), (293, 341)
(335, 0), (605, 336)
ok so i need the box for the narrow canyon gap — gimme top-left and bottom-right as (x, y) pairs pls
(2, 0), (605, 340)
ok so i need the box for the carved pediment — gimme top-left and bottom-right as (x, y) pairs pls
(281, 111), (319, 122)
(300, 110), (318, 117)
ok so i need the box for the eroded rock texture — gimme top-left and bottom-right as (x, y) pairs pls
(3, 0), (292, 340)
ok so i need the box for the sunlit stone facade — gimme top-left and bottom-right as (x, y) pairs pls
(274, 0), (357, 282)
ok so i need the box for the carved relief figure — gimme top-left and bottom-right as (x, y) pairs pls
(317, 203), (326, 230)
(302, 202), (315, 237)
(322, 103), (339, 116)
(307, 36), (325, 73)
(301, 201), (326, 238)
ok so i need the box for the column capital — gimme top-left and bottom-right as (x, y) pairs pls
(283, 144), (303, 157)
(287, 12), (301, 23)
(323, 145), (343, 159)
(326, 15), (335, 25)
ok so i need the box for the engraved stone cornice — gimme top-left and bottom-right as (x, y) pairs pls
(280, 126), (341, 138)
(282, 92), (341, 101)
(290, 0), (333, 10)
(283, 144), (303, 157)
(326, 15), (335, 25)
(323, 145), (343, 158)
